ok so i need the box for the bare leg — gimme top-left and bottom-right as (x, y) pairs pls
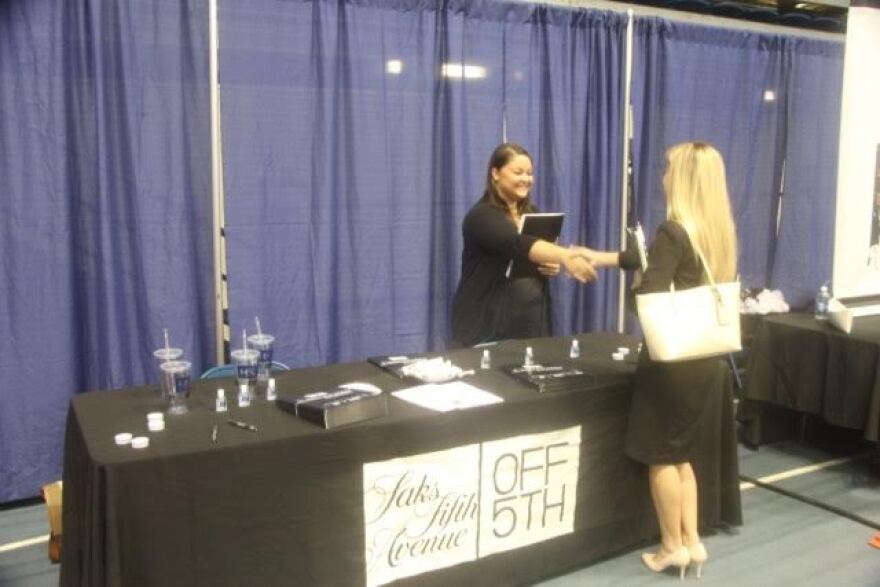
(678, 462), (699, 547)
(648, 464), (683, 553)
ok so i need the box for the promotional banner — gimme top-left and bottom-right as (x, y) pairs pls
(477, 427), (580, 557)
(363, 426), (581, 587)
(363, 444), (480, 586)
(833, 1), (880, 298)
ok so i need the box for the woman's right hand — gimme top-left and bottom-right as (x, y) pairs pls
(562, 252), (597, 283)
(569, 245), (620, 269)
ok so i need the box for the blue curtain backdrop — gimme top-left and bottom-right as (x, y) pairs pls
(0, 0), (213, 502)
(769, 39), (843, 306)
(503, 8), (627, 334)
(219, 0), (626, 367)
(631, 18), (842, 310)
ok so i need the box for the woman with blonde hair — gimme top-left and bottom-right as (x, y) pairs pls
(581, 141), (737, 578)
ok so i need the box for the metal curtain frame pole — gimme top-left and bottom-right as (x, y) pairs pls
(209, 0), (229, 365)
(617, 9), (634, 333)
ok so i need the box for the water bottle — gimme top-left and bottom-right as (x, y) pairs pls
(524, 346), (534, 368)
(569, 339), (580, 359)
(237, 383), (251, 407)
(814, 283), (830, 321)
(215, 388), (228, 413)
(480, 349), (491, 370)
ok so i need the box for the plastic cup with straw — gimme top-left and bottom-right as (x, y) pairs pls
(161, 359), (192, 415)
(247, 316), (275, 383)
(231, 328), (259, 399)
(152, 328), (183, 398)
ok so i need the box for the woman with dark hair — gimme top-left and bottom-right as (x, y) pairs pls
(451, 143), (596, 347)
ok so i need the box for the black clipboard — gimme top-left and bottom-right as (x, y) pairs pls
(506, 213), (565, 279)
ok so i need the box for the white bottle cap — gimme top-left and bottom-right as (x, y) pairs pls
(617, 347), (630, 355)
(147, 419), (165, 432)
(612, 351), (625, 361)
(114, 433), (133, 445)
(131, 436), (150, 449)
(147, 412), (164, 422)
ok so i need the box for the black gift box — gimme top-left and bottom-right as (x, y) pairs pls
(276, 389), (388, 429)
(500, 364), (628, 393)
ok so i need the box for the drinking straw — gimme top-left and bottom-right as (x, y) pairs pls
(242, 329), (248, 351)
(255, 317), (262, 337)
(163, 328), (170, 353)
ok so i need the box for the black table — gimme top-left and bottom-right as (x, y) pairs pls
(739, 313), (880, 445)
(61, 334), (741, 587)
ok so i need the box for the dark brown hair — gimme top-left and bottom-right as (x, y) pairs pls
(480, 143), (536, 216)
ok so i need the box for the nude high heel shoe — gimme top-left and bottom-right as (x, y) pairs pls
(687, 542), (708, 578)
(641, 546), (690, 580)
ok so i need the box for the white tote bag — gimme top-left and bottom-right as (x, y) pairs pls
(636, 247), (741, 362)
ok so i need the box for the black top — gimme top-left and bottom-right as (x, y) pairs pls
(623, 220), (724, 465)
(451, 201), (548, 347)
(627, 220), (704, 293)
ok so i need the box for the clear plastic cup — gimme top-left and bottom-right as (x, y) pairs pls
(231, 348), (259, 389)
(246, 334), (275, 382)
(160, 360), (192, 415)
(153, 347), (183, 398)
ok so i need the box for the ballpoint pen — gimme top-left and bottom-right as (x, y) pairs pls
(211, 424), (218, 444)
(227, 419), (258, 432)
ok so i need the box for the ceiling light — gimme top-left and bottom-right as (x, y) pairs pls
(386, 59), (403, 75)
(441, 63), (487, 80)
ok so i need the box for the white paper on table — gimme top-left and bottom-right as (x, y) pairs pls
(391, 381), (504, 412)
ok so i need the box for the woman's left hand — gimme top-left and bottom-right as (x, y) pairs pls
(538, 262), (560, 277)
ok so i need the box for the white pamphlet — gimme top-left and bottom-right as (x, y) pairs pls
(391, 381), (503, 412)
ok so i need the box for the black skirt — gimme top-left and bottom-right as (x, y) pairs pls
(624, 347), (724, 465)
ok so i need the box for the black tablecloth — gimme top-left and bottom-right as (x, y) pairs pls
(61, 334), (741, 587)
(740, 313), (880, 444)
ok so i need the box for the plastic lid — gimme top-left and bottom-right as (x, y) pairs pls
(159, 360), (191, 375)
(246, 333), (275, 345)
(131, 436), (150, 449)
(231, 348), (260, 361)
(147, 412), (164, 421)
(147, 420), (165, 431)
(114, 433), (133, 445)
(617, 347), (630, 355)
(152, 347), (183, 361)
(611, 351), (625, 361)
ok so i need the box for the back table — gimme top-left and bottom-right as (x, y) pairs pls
(739, 313), (880, 445)
(61, 333), (741, 586)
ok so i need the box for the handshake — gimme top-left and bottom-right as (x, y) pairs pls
(530, 240), (620, 284)
(557, 246), (614, 284)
